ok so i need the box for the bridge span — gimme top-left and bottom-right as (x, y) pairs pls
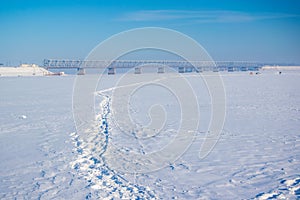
(43, 59), (263, 74)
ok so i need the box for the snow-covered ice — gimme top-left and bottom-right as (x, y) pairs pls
(0, 70), (299, 199)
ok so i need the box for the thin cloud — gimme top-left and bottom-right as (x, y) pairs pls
(117, 10), (299, 23)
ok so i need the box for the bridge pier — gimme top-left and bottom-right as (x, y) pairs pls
(227, 67), (234, 72)
(212, 67), (219, 72)
(77, 68), (85, 75)
(108, 67), (116, 75)
(185, 67), (193, 73)
(241, 67), (247, 71)
(178, 66), (185, 73)
(157, 67), (165, 73)
(134, 67), (141, 74)
(196, 67), (203, 73)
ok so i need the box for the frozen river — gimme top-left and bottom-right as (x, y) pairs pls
(0, 71), (300, 199)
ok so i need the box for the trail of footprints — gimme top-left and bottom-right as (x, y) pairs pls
(70, 94), (157, 199)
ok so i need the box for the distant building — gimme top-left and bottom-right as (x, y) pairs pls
(20, 63), (39, 68)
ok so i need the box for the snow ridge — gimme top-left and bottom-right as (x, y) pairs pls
(254, 176), (300, 199)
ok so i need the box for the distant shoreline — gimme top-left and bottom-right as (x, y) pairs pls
(261, 65), (300, 70)
(0, 64), (54, 77)
(1, 64), (300, 77)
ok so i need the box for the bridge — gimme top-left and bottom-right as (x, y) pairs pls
(43, 59), (264, 74)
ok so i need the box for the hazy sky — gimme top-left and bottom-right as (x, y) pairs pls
(1, 0), (300, 65)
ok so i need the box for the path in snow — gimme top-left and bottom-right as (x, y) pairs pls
(70, 93), (157, 199)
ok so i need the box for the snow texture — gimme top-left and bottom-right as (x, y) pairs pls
(0, 70), (299, 199)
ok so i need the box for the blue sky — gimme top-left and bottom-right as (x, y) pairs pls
(1, 0), (300, 65)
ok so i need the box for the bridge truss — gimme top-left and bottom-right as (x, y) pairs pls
(43, 59), (264, 72)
